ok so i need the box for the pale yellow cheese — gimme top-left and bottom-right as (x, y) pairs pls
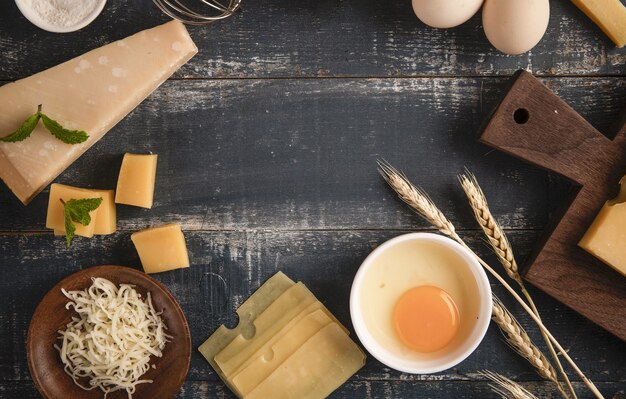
(579, 175), (626, 277)
(131, 223), (190, 273)
(115, 153), (158, 208)
(0, 21), (197, 204)
(54, 189), (116, 235)
(231, 309), (333, 396)
(199, 272), (365, 399)
(46, 183), (101, 238)
(245, 323), (366, 399)
(218, 299), (349, 380)
(571, 0), (626, 47)
(198, 272), (296, 394)
(214, 283), (319, 377)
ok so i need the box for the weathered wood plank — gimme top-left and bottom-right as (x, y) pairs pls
(1, 231), (625, 386)
(1, 77), (624, 232)
(1, 380), (624, 399)
(0, 0), (624, 80)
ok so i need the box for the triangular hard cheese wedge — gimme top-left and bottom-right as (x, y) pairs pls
(0, 20), (197, 204)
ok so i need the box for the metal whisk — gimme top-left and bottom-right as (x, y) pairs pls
(152, 0), (242, 25)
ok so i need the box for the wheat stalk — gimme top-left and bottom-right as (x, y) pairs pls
(460, 172), (576, 399)
(377, 160), (604, 399)
(491, 296), (569, 398)
(480, 370), (539, 399)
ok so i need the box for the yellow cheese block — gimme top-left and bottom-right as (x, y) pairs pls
(46, 183), (101, 238)
(54, 189), (116, 235)
(231, 309), (333, 396)
(571, 0), (626, 47)
(131, 223), (190, 273)
(0, 21), (197, 204)
(115, 153), (158, 208)
(579, 175), (626, 277)
(245, 323), (366, 399)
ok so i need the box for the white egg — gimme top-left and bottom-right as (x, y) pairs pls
(412, 0), (484, 29)
(482, 0), (550, 55)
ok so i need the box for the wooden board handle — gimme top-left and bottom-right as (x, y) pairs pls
(479, 71), (613, 183)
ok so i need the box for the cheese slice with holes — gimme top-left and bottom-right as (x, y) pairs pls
(245, 323), (366, 399)
(0, 20), (197, 204)
(230, 309), (334, 396)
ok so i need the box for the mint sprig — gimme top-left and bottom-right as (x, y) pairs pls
(0, 105), (89, 145)
(61, 197), (103, 247)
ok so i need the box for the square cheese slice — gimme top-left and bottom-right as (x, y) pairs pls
(230, 309), (334, 396)
(115, 153), (158, 208)
(0, 20), (197, 204)
(46, 183), (102, 238)
(54, 189), (116, 235)
(216, 295), (350, 379)
(579, 175), (626, 277)
(131, 223), (190, 274)
(245, 323), (366, 399)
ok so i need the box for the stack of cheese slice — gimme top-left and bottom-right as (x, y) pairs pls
(0, 20), (197, 204)
(199, 272), (365, 399)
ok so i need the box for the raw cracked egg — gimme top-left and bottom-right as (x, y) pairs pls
(482, 0), (550, 55)
(350, 233), (492, 374)
(412, 0), (484, 29)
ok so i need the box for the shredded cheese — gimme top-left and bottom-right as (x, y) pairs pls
(55, 277), (171, 398)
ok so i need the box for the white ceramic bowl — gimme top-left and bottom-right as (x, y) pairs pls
(350, 232), (492, 374)
(15, 0), (107, 33)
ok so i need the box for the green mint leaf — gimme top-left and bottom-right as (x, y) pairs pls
(41, 113), (89, 144)
(61, 197), (103, 248)
(0, 112), (41, 142)
(63, 205), (76, 248)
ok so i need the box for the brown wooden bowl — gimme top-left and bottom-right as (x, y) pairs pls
(27, 265), (191, 399)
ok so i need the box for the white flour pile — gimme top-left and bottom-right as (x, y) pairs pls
(24, 0), (103, 28)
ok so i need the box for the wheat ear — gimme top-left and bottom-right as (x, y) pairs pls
(480, 370), (539, 399)
(491, 296), (569, 399)
(460, 172), (576, 399)
(377, 160), (603, 399)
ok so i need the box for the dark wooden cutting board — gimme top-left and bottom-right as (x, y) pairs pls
(479, 70), (626, 341)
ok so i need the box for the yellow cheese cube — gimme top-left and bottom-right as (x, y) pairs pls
(115, 153), (158, 208)
(91, 189), (116, 234)
(571, 0), (626, 48)
(131, 223), (190, 273)
(579, 176), (626, 277)
(54, 189), (116, 235)
(46, 184), (101, 238)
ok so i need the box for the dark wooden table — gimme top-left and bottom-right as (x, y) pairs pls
(1, 1), (625, 398)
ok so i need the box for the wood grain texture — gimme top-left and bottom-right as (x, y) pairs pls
(0, 0), (625, 397)
(479, 71), (626, 341)
(0, 77), (624, 232)
(1, 380), (624, 399)
(1, 232), (625, 392)
(0, 0), (624, 80)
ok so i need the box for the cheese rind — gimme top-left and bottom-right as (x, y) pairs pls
(0, 21), (197, 204)
(131, 223), (190, 274)
(46, 183), (101, 238)
(571, 0), (626, 47)
(579, 176), (626, 277)
(115, 153), (158, 208)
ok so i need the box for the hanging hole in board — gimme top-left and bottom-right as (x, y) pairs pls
(514, 108), (530, 124)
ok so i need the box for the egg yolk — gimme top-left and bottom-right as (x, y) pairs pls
(392, 285), (460, 353)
